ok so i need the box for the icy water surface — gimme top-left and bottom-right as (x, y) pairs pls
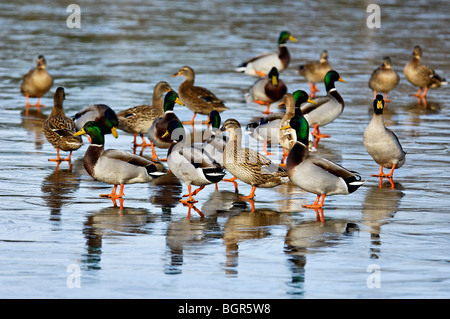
(0, 0), (449, 299)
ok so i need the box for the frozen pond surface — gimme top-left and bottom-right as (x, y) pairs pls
(0, 0), (449, 298)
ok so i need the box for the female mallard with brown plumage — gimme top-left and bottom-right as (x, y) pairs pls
(74, 121), (165, 200)
(298, 50), (332, 98)
(363, 95), (406, 180)
(42, 87), (83, 164)
(369, 56), (400, 103)
(403, 45), (447, 100)
(282, 114), (364, 209)
(21, 55), (54, 114)
(117, 81), (173, 160)
(220, 118), (289, 200)
(172, 66), (229, 125)
(236, 31), (297, 77)
(147, 90), (184, 160)
(162, 119), (225, 204)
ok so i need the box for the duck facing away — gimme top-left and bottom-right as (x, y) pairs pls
(163, 119), (225, 204)
(299, 70), (346, 146)
(73, 104), (119, 138)
(282, 114), (364, 209)
(220, 118), (289, 200)
(74, 121), (165, 199)
(236, 31), (298, 77)
(298, 50), (332, 98)
(369, 56), (400, 103)
(172, 66), (229, 125)
(147, 90), (184, 160)
(403, 45), (447, 100)
(363, 95), (406, 180)
(247, 67), (288, 114)
(21, 55), (54, 113)
(117, 81), (173, 159)
(42, 87), (83, 164)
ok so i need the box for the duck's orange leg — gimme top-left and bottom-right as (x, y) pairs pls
(255, 70), (266, 78)
(303, 194), (326, 209)
(263, 141), (275, 155)
(48, 149), (72, 162)
(371, 164), (396, 178)
(309, 82), (319, 98)
(182, 185), (205, 197)
(100, 184), (125, 199)
(254, 100), (272, 114)
(240, 185), (257, 200)
(182, 113), (197, 126)
(180, 185), (198, 204)
(410, 88), (423, 97)
(312, 124), (330, 139)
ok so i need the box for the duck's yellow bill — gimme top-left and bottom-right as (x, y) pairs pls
(162, 130), (170, 138)
(73, 128), (86, 136)
(289, 35), (298, 42)
(307, 98), (317, 104)
(280, 124), (291, 130)
(338, 77), (347, 83)
(175, 97), (184, 106)
(111, 127), (118, 138)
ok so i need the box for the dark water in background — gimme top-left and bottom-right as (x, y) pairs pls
(0, 0), (449, 298)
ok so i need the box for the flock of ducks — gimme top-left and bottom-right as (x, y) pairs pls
(20, 31), (447, 215)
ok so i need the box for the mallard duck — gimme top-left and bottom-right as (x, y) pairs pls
(73, 104), (119, 138)
(74, 121), (165, 199)
(369, 56), (400, 103)
(403, 45), (447, 99)
(42, 87), (83, 163)
(147, 90), (184, 159)
(162, 119), (225, 204)
(246, 90), (316, 156)
(117, 81), (173, 160)
(299, 70), (346, 145)
(363, 95), (406, 179)
(203, 110), (228, 166)
(247, 67), (287, 114)
(21, 55), (54, 113)
(236, 31), (298, 77)
(298, 50), (332, 98)
(172, 66), (229, 125)
(279, 90), (316, 159)
(220, 118), (289, 200)
(281, 114), (364, 209)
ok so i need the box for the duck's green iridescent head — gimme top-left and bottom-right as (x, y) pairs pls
(74, 121), (105, 144)
(373, 94), (385, 115)
(290, 115), (309, 146)
(292, 90), (316, 107)
(164, 90), (183, 112)
(323, 70), (346, 91)
(278, 31), (297, 44)
(162, 119), (185, 142)
(209, 110), (221, 130)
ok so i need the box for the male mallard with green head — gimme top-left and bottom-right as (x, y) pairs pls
(236, 31), (297, 77)
(282, 114), (364, 209)
(74, 121), (165, 199)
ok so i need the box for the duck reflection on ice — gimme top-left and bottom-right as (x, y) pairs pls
(41, 167), (80, 220)
(361, 181), (404, 259)
(82, 205), (155, 270)
(284, 219), (359, 295)
(223, 208), (291, 276)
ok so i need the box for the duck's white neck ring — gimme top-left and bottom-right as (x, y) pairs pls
(328, 88), (337, 93)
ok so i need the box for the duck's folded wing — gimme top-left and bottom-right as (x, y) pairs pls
(102, 149), (153, 167)
(300, 96), (330, 114)
(309, 155), (360, 180)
